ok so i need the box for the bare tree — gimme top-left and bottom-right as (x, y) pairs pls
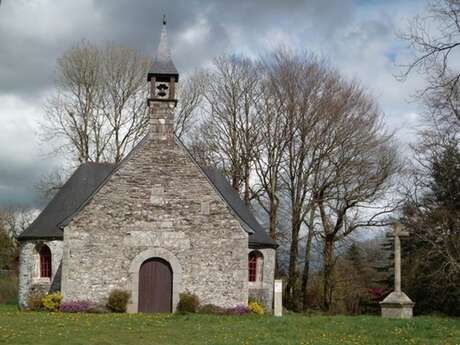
(311, 79), (400, 310)
(42, 40), (150, 164)
(42, 41), (107, 163)
(251, 57), (290, 254)
(101, 44), (151, 163)
(190, 55), (261, 203)
(399, 0), (460, 292)
(186, 50), (400, 312)
(400, 0), (460, 121)
(273, 53), (330, 309)
(174, 71), (207, 140)
(300, 208), (318, 310)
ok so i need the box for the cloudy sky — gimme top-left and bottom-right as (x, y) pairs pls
(0, 0), (428, 210)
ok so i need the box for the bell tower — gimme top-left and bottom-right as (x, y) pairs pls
(147, 16), (178, 144)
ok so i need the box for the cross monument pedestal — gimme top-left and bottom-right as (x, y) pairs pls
(380, 222), (415, 319)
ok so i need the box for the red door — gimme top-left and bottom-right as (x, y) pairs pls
(138, 258), (172, 313)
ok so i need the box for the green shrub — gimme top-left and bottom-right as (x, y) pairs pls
(176, 292), (200, 313)
(27, 291), (45, 311)
(248, 301), (265, 315)
(107, 289), (130, 313)
(42, 292), (63, 312)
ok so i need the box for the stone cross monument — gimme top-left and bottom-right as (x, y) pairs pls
(380, 222), (415, 319)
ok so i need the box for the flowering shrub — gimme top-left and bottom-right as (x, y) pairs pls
(42, 292), (63, 312)
(248, 301), (265, 315)
(59, 300), (93, 313)
(368, 287), (387, 301)
(225, 305), (249, 315)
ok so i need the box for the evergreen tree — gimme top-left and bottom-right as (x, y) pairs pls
(401, 143), (460, 316)
(0, 222), (18, 271)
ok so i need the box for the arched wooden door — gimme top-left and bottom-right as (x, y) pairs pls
(138, 258), (172, 313)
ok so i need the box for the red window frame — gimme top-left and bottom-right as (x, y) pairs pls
(39, 246), (52, 278)
(248, 252), (258, 282)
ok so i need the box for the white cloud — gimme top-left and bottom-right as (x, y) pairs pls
(0, 0), (435, 208)
(0, 0), (98, 41)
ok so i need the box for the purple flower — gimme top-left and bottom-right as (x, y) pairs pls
(225, 305), (249, 315)
(59, 300), (93, 313)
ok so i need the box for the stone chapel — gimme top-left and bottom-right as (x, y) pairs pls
(17, 21), (277, 313)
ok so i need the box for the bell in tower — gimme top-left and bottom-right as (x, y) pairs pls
(148, 16), (179, 105)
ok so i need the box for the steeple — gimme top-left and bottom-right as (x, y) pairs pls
(148, 16), (179, 83)
(147, 16), (178, 145)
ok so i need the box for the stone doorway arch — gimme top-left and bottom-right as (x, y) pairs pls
(128, 248), (182, 313)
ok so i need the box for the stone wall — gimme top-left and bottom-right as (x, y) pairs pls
(248, 248), (275, 311)
(18, 240), (63, 309)
(61, 102), (249, 310)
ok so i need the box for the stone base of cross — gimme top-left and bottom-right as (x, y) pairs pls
(380, 291), (415, 319)
(380, 222), (415, 319)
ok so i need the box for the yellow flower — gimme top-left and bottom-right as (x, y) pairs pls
(248, 301), (264, 315)
(42, 292), (63, 312)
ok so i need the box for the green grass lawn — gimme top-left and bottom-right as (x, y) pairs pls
(0, 304), (459, 345)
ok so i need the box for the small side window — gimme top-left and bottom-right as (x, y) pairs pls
(39, 245), (52, 278)
(248, 250), (263, 282)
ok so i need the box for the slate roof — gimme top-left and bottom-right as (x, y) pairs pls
(17, 163), (115, 241)
(201, 167), (277, 248)
(148, 21), (179, 82)
(17, 147), (276, 248)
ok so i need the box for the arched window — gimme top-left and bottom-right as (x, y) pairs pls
(248, 251), (263, 282)
(39, 245), (52, 278)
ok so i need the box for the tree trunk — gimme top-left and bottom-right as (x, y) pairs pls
(322, 235), (334, 311)
(285, 217), (301, 310)
(301, 213), (315, 310)
(243, 162), (251, 205)
(268, 196), (280, 276)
